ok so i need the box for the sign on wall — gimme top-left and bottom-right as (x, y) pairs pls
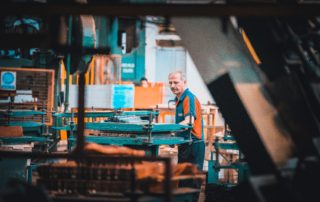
(1, 71), (16, 91)
(68, 84), (134, 109)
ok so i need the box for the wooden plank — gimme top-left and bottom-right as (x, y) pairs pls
(0, 126), (23, 137)
(0, 67), (54, 73)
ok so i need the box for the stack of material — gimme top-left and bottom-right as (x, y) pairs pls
(0, 126), (23, 138)
(37, 143), (205, 195)
(137, 162), (205, 193)
(82, 142), (145, 156)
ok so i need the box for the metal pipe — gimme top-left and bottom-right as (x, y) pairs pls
(188, 114), (192, 141)
(41, 101), (45, 135)
(0, 150), (171, 161)
(64, 16), (72, 113)
(130, 162), (137, 202)
(164, 157), (172, 202)
(148, 112), (153, 143)
(69, 108), (74, 137)
(155, 106), (159, 123)
(75, 72), (86, 154)
(0, 3), (320, 17)
(53, 58), (62, 112)
(214, 137), (220, 171)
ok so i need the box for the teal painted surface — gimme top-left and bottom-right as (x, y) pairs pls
(52, 110), (159, 118)
(109, 18), (146, 82)
(109, 17), (119, 54)
(68, 135), (189, 156)
(121, 55), (137, 80)
(134, 20), (146, 81)
(52, 122), (190, 133)
(0, 121), (45, 127)
(207, 137), (249, 185)
(207, 160), (219, 184)
(52, 111), (115, 118)
(94, 16), (109, 49)
(85, 122), (190, 132)
(207, 159), (249, 185)
(237, 162), (250, 183)
(69, 136), (188, 146)
(0, 110), (45, 117)
(215, 142), (239, 150)
(122, 111), (159, 116)
(0, 159), (28, 189)
(53, 65), (60, 112)
(0, 136), (48, 144)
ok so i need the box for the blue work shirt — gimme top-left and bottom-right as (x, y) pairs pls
(175, 88), (204, 141)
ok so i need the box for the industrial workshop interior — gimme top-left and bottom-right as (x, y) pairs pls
(1, 1), (320, 202)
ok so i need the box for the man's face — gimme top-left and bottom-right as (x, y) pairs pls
(168, 73), (186, 97)
(141, 80), (148, 88)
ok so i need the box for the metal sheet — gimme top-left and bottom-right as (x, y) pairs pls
(69, 136), (188, 146)
(52, 110), (159, 118)
(0, 121), (45, 127)
(53, 122), (190, 133)
(0, 110), (46, 117)
(0, 136), (48, 144)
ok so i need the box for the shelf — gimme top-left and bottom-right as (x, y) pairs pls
(52, 110), (159, 118)
(0, 110), (46, 117)
(52, 122), (190, 133)
(0, 121), (45, 127)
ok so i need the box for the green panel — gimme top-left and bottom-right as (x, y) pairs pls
(68, 135), (188, 146)
(53, 122), (190, 133)
(52, 110), (159, 118)
(134, 20), (146, 82)
(207, 160), (219, 184)
(52, 111), (115, 118)
(122, 111), (159, 116)
(121, 55), (137, 80)
(109, 17), (146, 82)
(0, 136), (48, 144)
(109, 17), (119, 54)
(215, 142), (239, 150)
(0, 121), (45, 127)
(85, 122), (190, 132)
(0, 110), (45, 117)
(0, 159), (28, 189)
(94, 16), (110, 49)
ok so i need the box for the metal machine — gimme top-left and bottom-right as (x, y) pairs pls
(207, 127), (249, 186)
(52, 110), (192, 155)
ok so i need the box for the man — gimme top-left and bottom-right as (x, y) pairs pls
(139, 77), (149, 88)
(168, 70), (205, 171)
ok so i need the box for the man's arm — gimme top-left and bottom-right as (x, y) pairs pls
(179, 115), (195, 126)
(181, 95), (196, 126)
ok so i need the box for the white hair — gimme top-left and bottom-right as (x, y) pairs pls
(168, 70), (186, 81)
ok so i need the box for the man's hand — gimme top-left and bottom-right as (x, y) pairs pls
(179, 115), (195, 126)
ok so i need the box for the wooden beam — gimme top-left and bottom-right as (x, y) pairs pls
(0, 3), (319, 17)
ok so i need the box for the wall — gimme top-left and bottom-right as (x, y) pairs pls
(145, 20), (158, 82)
